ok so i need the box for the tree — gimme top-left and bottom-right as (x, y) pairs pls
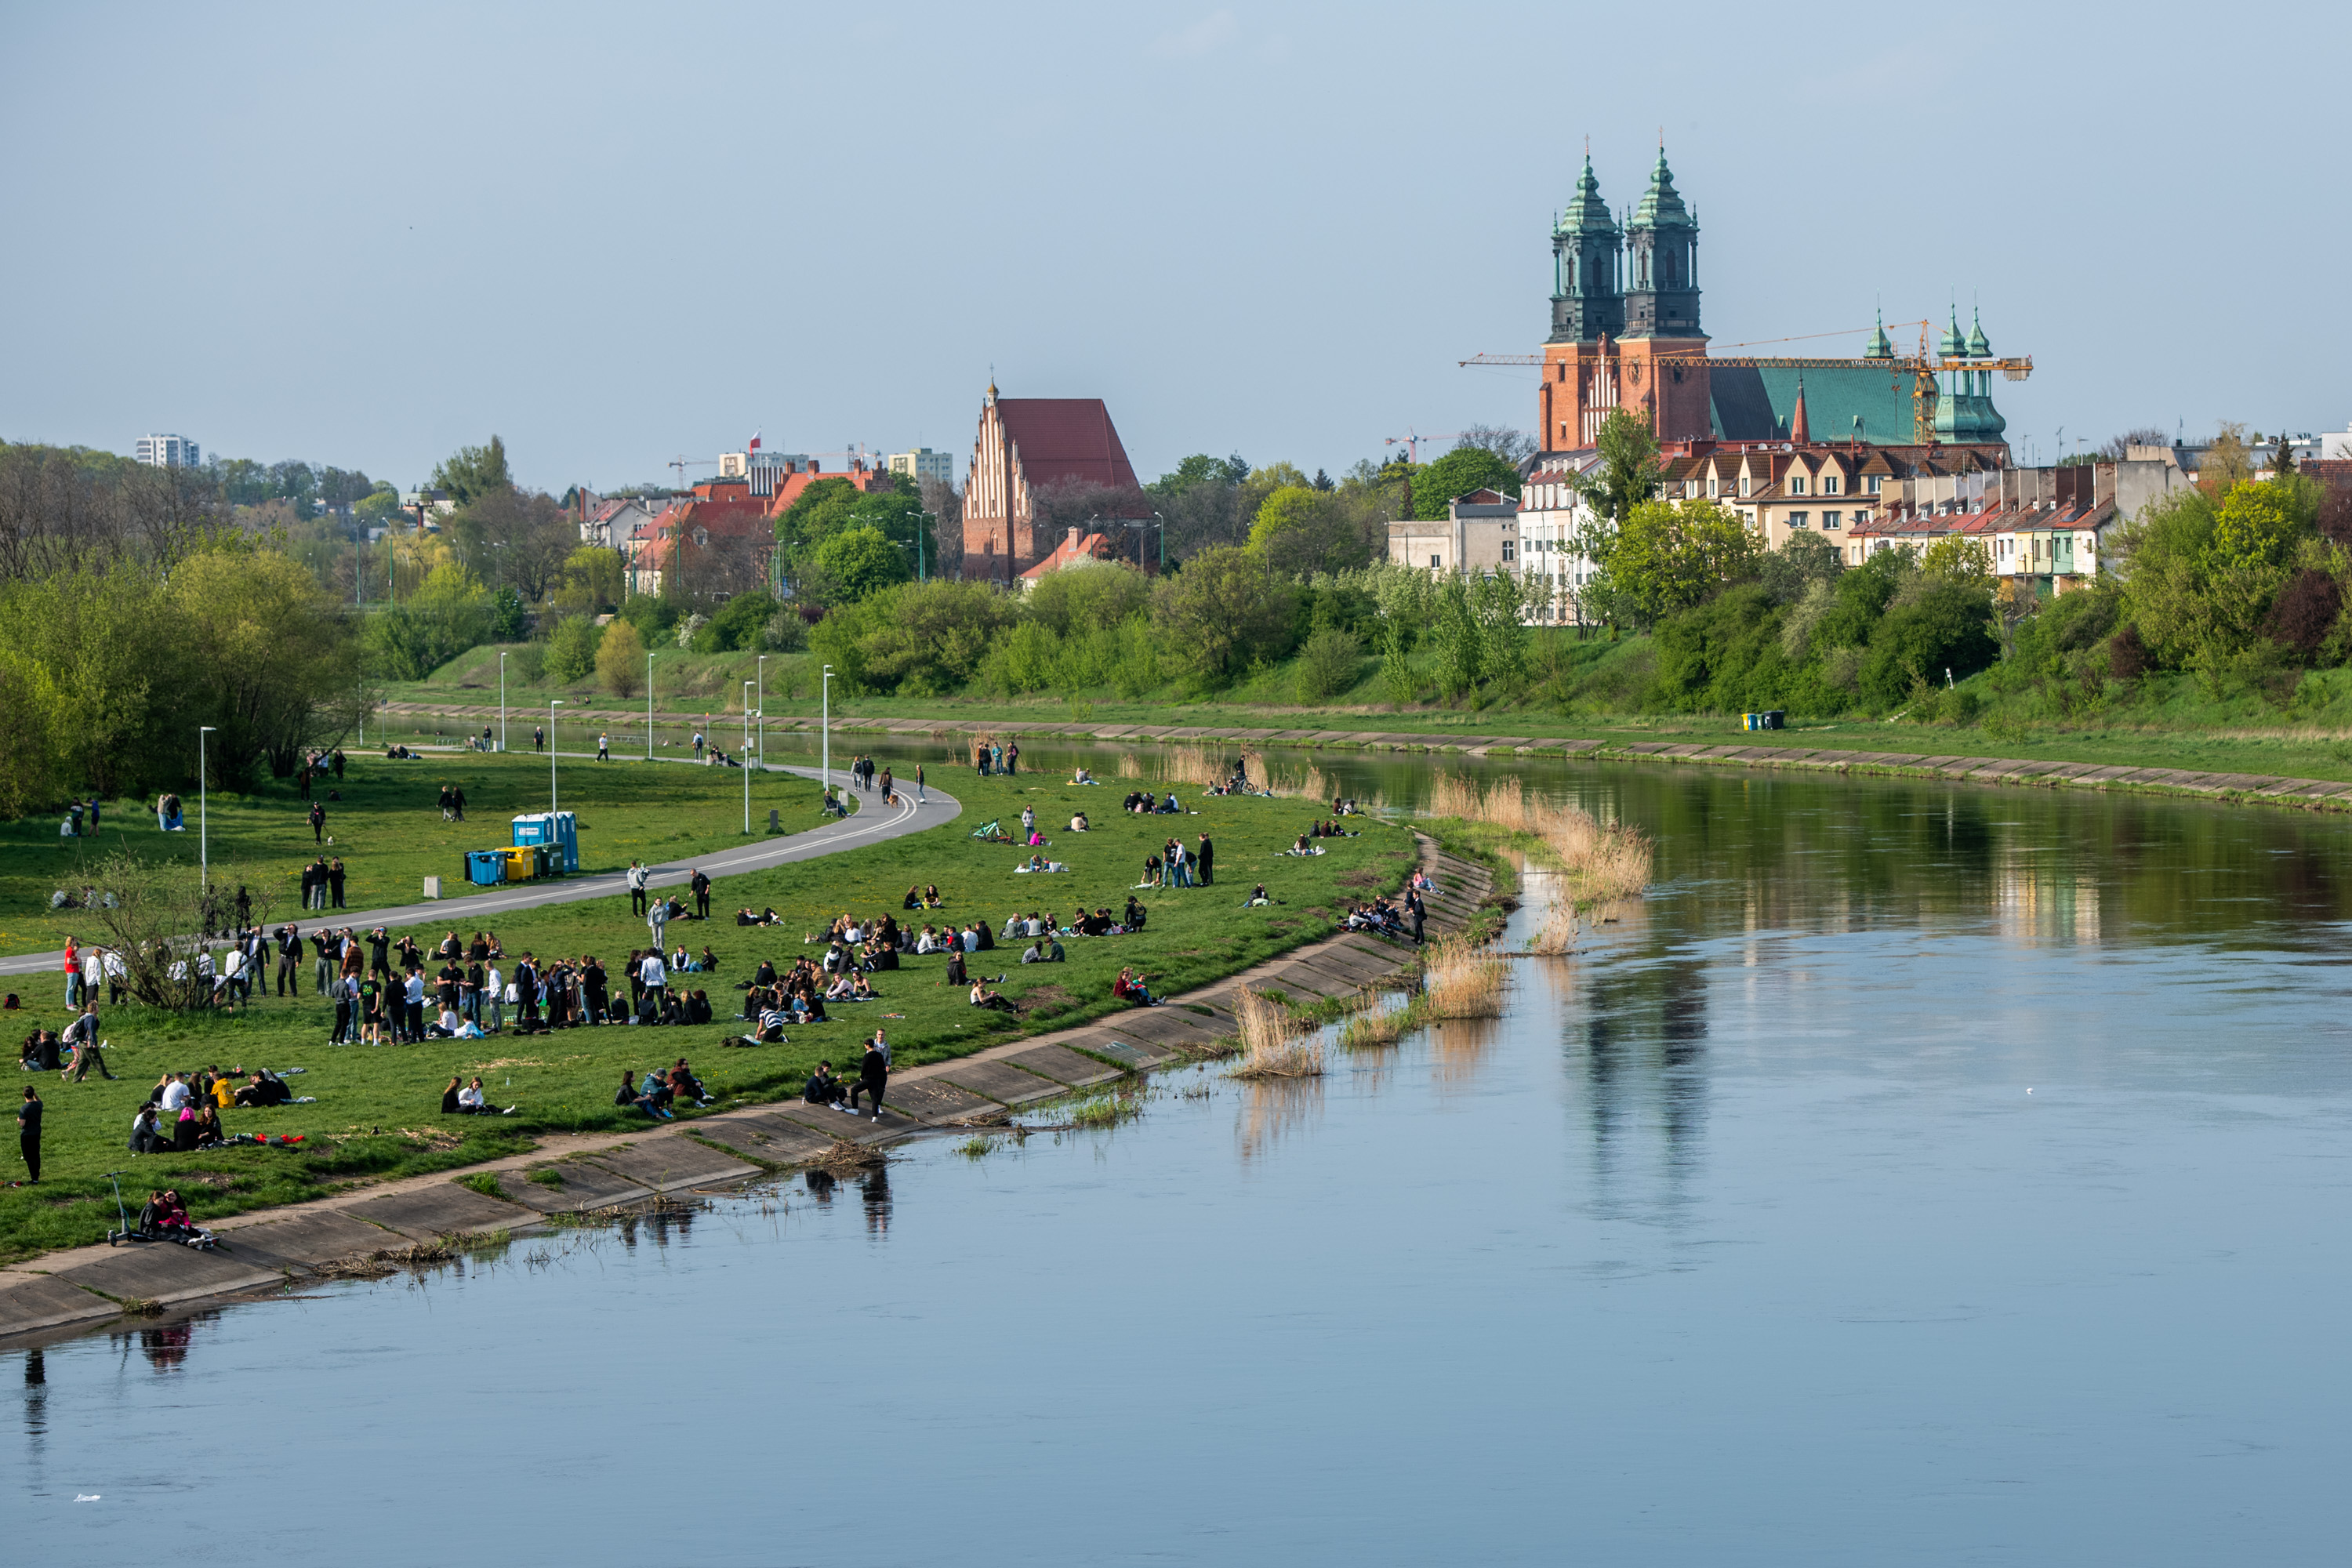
(2199, 423), (2256, 495)
(1454, 426), (1537, 466)
(449, 484), (576, 604)
(1595, 498), (1762, 626)
(432, 436), (512, 506)
(1150, 545), (1298, 683)
(1025, 561), (1150, 637)
(170, 546), (365, 780)
(368, 562), (495, 681)
(1918, 533), (1994, 588)
(696, 590), (779, 652)
(1588, 408), (1663, 522)
(1249, 485), (1368, 575)
(1149, 453), (1250, 499)
(546, 615), (605, 682)
(2097, 427), (2171, 461)
(1861, 580), (2000, 705)
(1411, 447), (1521, 521)
(596, 619), (646, 698)
(812, 524), (912, 600)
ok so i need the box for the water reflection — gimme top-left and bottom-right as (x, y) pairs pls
(1236, 1076), (1323, 1161)
(860, 1169), (892, 1236)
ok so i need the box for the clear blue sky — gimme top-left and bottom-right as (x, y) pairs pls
(2, 2), (2339, 492)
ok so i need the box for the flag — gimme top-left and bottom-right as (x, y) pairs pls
(748, 430), (761, 452)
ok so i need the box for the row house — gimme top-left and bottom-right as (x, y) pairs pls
(1516, 450), (1603, 623)
(1848, 464), (2125, 595)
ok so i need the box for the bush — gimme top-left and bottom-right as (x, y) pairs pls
(697, 591), (778, 654)
(1294, 627), (1363, 701)
(546, 616), (604, 682)
(2108, 622), (2150, 680)
(2265, 568), (2342, 662)
(1861, 580), (1998, 706)
(762, 609), (808, 652)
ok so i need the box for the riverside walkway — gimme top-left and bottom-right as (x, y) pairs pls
(379, 701), (2352, 816)
(0, 835), (1491, 1345)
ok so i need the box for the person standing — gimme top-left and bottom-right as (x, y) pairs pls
(533, 724), (545, 753)
(690, 869), (711, 920)
(328, 858), (347, 909)
(914, 763), (925, 806)
(628, 860), (649, 916)
(1407, 887), (1426, 945)
(639, 948), (667, 1015)
(1020, 805), (1035, 839)
(849, 1034), (888, 1120)
(1006, 741), (1019, 776)
(62, 1002), (113, 1081)
(312, 927), (336, 994)
(277, 924), (301, 996)
(332, 748), (346, 780)
(87, 797), (100, 833)
(299, 859), (318, 913)
(597, 731), (611, 761)
(403, 966), (426, 1044)
(1196, 833), (1214, 887)
(63, 936), (80, 1007)
(308, 800), (326, 844)
(880, 767), (895, 804)
(17, 1086), (42, 1184)
(648, 895), (670, 954)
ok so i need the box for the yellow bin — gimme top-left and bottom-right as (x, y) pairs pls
(503, 846), (538, 880)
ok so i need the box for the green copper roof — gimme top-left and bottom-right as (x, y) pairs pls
(1712, 365), (1922, 445)
(1558, 155), (1617, 235)
(1864, 310), (1893, 360)
(1965, 307), (1990, 358)
(1630, 149), (1693, 230)
(1937, 307), (1964, 358)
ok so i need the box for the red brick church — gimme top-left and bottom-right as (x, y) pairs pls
(960, 382), (1141, 583)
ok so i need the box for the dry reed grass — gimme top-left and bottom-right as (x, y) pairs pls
(1526, 898), (1578, 956)
(1116, 750), (1143, 778)
(1229, 986), (1326, 1078)
(1339, 1000), (1415, 1048)
(1428, 771), (1653, 906)
(1420, 935), (1507, 1018)
(1157, 742), (1231, 788)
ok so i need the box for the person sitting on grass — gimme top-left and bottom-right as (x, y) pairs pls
(804, 1061), (844, 1105)
(459, 1076), (515, 1116)
(191, 1103), (225, 1148)
(969, 978), (1015, 1013)
(1112, 967), (1160, 1007)
(740, 1000), (789, 1046)
(1069, 811), (1091, 832)
(670, 1059), (711, 1107)
(615, 1068), (670, 1120)
(128, 1104), (170, 1154)
(1123, 896), (1148, 931)
(640, 1068), (675, 1116)
(943, 947), (968, 989)
(1246, 884), (1272, 907)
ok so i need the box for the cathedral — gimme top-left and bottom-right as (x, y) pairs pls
(1537, 151), (2011, 454)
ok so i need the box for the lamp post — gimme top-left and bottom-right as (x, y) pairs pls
(198, 726), (216, 890)
(549, 700), (563, 812)
(499, 652), (508, 753)
(755, 655), (767, 768)
(821, 665), (833, 793)
(646, 652), (656, 761)
(742, 681), (755, 833)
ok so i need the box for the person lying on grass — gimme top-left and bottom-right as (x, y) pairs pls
(739, 907), (784, 926)
(1016, 855), (1067, 873)
(1246, 884), (1272, 907)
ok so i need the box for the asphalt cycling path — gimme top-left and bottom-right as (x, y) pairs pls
(0, 758), (960, 979)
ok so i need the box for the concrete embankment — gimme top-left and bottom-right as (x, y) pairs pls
(378, 700), (2352, 816)
(0, 837), (1494, 1347)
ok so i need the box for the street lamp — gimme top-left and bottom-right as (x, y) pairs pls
(198, 726), (216, 890)
(756, 655), (767, 768)
(499, 651), (508, 753)
(821, 664), (834, 793)
(742, 681), (755, 833)
(549, 700), (563, 812)
(646, 651), (656, 761)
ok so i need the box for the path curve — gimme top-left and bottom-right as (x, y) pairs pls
(0, 760), (961, 978)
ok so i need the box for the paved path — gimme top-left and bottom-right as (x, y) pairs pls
(0, 760), (960, 979)
(379, 699), (2352, 815)
(0, 835), (1494, 1345)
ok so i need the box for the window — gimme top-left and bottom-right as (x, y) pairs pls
(1788, 475), (1808, 496)
(1823, 474), (1840, 495)
(1708, 477), (1719, 497)
(1502, 540), (1515, 561)
(1867, 476), (1882, 495)
(1788, 512), (1809, 529)
(1430, 555), (1441, 569)
(1822, 511), (1841, 529)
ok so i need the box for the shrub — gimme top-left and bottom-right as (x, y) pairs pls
(546, 616), (603, 682)
(2265, 568), (2342, 662)
(597, 619), (647, 698)
(1294, 627), (1363, 701)
(2108, 622), (2150, 680)
(1861, 580), (1998, 706)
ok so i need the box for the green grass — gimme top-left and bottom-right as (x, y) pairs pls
(1, 750), (838, 960)
(0, 769), (1412, 1261)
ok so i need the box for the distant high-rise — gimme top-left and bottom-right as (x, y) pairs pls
(134, 434), (201, 468)
(889, 448), (954, 486)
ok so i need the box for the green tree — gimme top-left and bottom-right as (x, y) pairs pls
(1025, 562), (1150, 636)
(367, 563), (495, 681)
(431, 436), (512, 506)
(812, 524), (912, 600)
(546, 615), (605, 681)
(1411, 447), (1522, 521)
(1596, 498), (1762, 626)
(696, 590), (779, 652)
(1150, 546), (1298, 684)
(170, 546), (365, 780)
(1588, 408), (1663, 522)
(595, 618), (646, 698)
(1249, 485), (1368, 575)
(1861, 579), (2000, 705)
(1149, 452), (1250, 498)
(1294, 627), (1363, 701)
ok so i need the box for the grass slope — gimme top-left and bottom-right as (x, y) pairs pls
(2, 767), (1410, 1262)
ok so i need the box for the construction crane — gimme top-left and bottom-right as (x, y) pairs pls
(1384, 430), (1472, 464)
(1459, 321), (2032, 446)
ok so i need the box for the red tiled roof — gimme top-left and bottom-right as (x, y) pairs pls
(997, 399), (1139, 491)
(1850, 499), (2117, 539)
(1020, 530), (1117, 579)
(762, 466), (895, 517)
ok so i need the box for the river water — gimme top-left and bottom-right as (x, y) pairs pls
(12, 747), (2352, 1564)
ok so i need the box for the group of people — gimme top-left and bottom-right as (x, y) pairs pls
(1138, 834), (1212, 888)
(128, 1066), (305, 1154)
(297, 855), (350, 909)
(973, 739), (1018, 776)
(801, 1032), (891, 1120)
(125, 1188), (215, 1247)
(440, 1076), (515, 1116)
(615, 1059), (712, 1119)
(436, 784), (470, 822)
(1122, 791), (1185, 815)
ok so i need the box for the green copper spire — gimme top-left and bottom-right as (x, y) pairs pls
(1864, 309), (1893, 360)
(1630, 148), (1693, 230)
(1938, 306), (1964, 358)
(1965, 307), (1990, 359)
(1559, 154), (1616, 236)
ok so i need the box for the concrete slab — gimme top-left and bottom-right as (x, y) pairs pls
(53, 1244), (287, 1307)
(768, 1102), (913, 1142)
(1004, 1042), (1125, 1087)
(581, 1137), (759, 1193)
(483, 1157), (657, 1213)
(937, 1058), (1064, 1105)
(875, 1077), (1000, 1123)
(343, 1183), (535, 1240)
(688, 1114), (840, 1165)
(216, 1210), (401, 1270)
(0, 1274), (119, 1338)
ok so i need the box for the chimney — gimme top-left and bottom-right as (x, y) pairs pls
(1067, 525), (1083, 552)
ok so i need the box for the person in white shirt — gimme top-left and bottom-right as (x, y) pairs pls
(485, 964), (505, 1033)
(160, 1075), (191, 1115)
(639, 952), (667, 1011)
(404, 970), (426, 1044)
(960, 926), (978, 953)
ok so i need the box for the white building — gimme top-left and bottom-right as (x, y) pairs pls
(1516, 450), (1606, 625)
(134, 434), (200, 468)
(889, 448), (953, 486)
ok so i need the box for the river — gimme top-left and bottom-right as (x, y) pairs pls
(10, 746), (2352, 1564)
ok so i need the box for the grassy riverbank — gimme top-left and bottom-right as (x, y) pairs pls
(2, 767), (1414, 1262)
(0, 750), (838, 962)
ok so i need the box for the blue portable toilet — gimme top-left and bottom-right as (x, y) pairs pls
(464, 850), (508, 887)
(510, 811), (579, 873)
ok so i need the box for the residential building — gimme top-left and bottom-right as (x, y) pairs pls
(582, 495), (657, 550)
(1844, 460), (2188, 596)
(961, 383), (1143, 585)
(629, 476), (775, 599)
(1388, 488), (1523, 579)
(134, 434), (200, 468)
(1535, 150), (2020, 452)
(889, 448), (954, 487)
(400, 488), (455, 519)
(1516, 450), (1604, 623)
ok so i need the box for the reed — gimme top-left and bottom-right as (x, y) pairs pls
(1525, 899), (1578, 956)
(1116, 750), (1143, 778)
(1229, 985), (1326, 1078)
(1420, 935), (1507, 1018)
(1428, 771), (1654, 907)
(1157, 742), (1230, 788)
(1339, 998), (1417, 1047)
